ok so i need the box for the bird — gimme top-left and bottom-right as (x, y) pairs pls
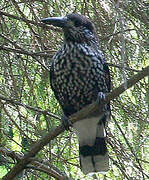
(41, 13), (111, 175)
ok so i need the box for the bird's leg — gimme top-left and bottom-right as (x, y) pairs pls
(97, 92), (107, 125)
(97, 92), (106, 105)
(61, 114), (72, 131)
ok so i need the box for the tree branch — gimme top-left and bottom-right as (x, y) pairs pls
(107, 63), (141, 72)
(0, 10), (60, 31)
(0, 148), (70, 180)
(0, 45), (141, 73)
(0, 94), (60, 120)
(2, 65), (149, 180)
(0, 45), (53, 58)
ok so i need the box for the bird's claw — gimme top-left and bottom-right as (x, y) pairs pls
(97, 92), (106, 105)
(61, 115), (72, 131)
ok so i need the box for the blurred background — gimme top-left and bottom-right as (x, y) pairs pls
(0, 0), (148, 179)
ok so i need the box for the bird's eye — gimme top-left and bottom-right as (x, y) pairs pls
(74, 20), (81, 27)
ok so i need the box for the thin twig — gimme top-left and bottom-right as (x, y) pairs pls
(0, 147), (71, 180)
(0, 94), (60, 120)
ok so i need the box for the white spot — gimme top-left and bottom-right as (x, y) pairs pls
(80, 155), (94, 174)
(73, 116), (103, 146)
(80, 153), (109, 174)
(94, 153), (109, 173)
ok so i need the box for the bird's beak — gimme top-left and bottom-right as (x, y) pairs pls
(41, 16), (68, 28)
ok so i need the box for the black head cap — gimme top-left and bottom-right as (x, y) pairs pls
(41, 13), (97, 43)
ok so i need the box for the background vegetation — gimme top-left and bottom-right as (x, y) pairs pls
(0, 0), (149, 179)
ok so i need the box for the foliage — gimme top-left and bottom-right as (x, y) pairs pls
(0, 0), (148, 179)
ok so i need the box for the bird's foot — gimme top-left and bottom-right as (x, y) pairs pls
(61, 115), (72, 131)
(97, 92), (106, 105)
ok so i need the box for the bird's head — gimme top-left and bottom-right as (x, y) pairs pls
(41, 13), (98, 43)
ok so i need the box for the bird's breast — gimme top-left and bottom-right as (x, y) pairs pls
(51, 44), (106, 115)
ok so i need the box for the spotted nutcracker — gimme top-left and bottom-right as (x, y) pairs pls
(41, 13), (111, 174)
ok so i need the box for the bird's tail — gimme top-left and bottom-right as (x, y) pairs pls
(78, 118), (109, 174)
